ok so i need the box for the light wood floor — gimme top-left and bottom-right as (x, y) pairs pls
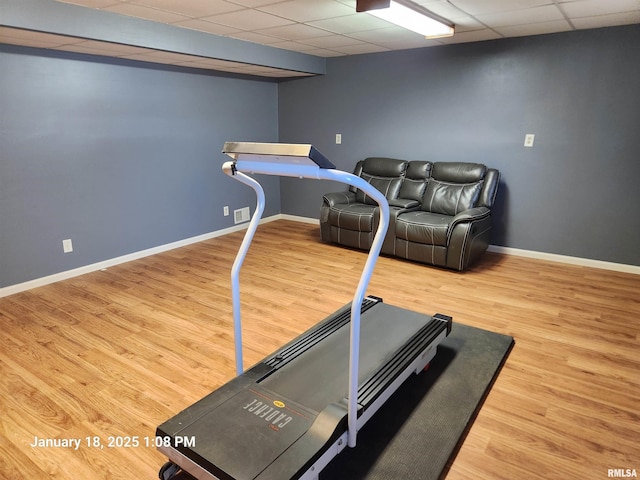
(1, 220), (638, 479)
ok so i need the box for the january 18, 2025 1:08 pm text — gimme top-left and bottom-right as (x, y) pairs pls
(29, 435), (195, 451)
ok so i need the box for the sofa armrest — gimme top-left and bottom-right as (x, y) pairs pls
(446, 209), (493, 270)
(452, 206), (490, 223)
(446, 207), (491, 239)
(323, 191), (356, 207)
(389, 198), (420, 209)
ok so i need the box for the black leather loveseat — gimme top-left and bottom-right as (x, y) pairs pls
(319, 157), (500, 271)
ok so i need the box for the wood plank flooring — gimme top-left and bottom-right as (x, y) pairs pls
(1, 219), (638, 479)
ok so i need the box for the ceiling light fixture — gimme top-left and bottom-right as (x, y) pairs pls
(356, 0), (454, 39)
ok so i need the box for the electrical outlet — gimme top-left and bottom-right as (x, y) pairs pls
(335, 133), (342, 145)
(62, 239), (73, 253)
(524, 134), (535, 147)
(223, 205), (229, 216)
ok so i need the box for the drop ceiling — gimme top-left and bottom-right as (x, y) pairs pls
(1, 0), (639, 78)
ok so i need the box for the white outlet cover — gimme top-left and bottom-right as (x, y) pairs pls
(524, 134), (535, 147)
(62, 239), (73, 253)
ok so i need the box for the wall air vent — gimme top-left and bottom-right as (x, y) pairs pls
(234, 207), (250, 224)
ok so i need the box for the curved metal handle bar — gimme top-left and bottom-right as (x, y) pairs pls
(222, 159), (390, 448)
(222, 161), (266, 375)
(320, 169), (389, 448)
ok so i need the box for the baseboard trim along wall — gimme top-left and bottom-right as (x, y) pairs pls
(2, 214), (638, 298)
(0, 215), (283, 299)
(486, 245), (640, 275)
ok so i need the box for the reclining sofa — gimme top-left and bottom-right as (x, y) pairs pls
(320, 157), (500, 271)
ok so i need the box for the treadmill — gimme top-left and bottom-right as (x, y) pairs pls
(156, 142), (452, 480)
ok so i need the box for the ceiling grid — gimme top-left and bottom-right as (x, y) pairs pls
(1, 0), (639, 77)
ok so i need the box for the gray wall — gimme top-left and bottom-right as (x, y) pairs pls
(0, 45), (280, 287)
(278, 25), (640, 266)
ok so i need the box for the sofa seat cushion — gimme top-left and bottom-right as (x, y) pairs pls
(395, 211), (452, 246)
(328, 204), (377, 232)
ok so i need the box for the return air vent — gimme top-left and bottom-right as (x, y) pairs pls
(234, 207), (250, 224)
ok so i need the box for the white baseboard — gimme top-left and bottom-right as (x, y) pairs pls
(0, 214), (282, 298)
(279, 214), (319, 225)
(2, 215), (637, 298)
(487, 245), (640, 275)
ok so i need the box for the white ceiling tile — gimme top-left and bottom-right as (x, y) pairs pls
(0, 27), (81, 46)
(0, 37), (54, 48)
(71, 39), (152, 54)
(103, 3), (191, 23)
(296, 35), (365, 48)
(0, 36), (68, 49)
(560, 0), (640, 18)
(121, 50), (203, 62)
(257, 0), (355, 22)
(171, 19), (242, 35)
(333, 0), (356, 7)
(413, 0), (471, 20)
(307, 14), (394, 34)
(475, 5), (565, 27)
(303, 47), (347, 57)
(330, 43), (391, 55)
(270, 40), (322, 52)
(56, 43), (129, 55)
(436, 28), (503, 44)
(225, 0), (289, 7)
(449, 17), (487, 33)
(446, 0), (554, 16)
(255, 23), (335, 40)
(495, 19), (573, 37)
(228, 31), (286, 44)
(130, 0), (244, 17)
(57, 0), (123, 7)
(202, 9), (295, 29)
(571, 11), (640, 29)
(190, 58), (246, 68)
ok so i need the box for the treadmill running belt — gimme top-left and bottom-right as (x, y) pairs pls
(259, 303), (432, 413)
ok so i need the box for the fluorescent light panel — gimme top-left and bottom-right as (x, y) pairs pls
(357, 0), (454, 39)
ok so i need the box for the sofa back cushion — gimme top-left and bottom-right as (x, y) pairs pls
(399, 161), (432, 202)
(422, 162), (486, 215)
(355, 157), (408, 205)
(349, 160), (364, 194)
